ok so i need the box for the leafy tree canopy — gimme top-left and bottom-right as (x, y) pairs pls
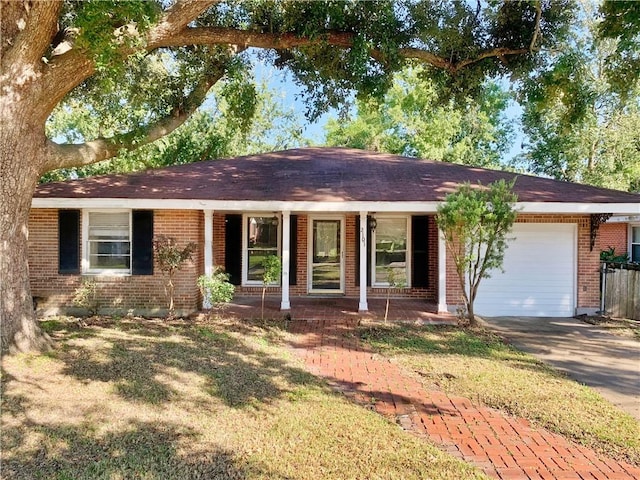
(44, 78), (308, 181)
(599, 0), (640, 98)
(325, 65), (514, 168)
(516, 1), (640, 192)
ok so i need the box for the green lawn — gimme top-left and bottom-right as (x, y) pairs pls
(1, 317), (487, 480)
(359, 323), (640, 466)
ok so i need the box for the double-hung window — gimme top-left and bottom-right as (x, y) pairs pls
(86, 211), (131, 273)
(632, 226), (640, 263)
(244, 215), (279, 284)
(373, 217), (409, 287)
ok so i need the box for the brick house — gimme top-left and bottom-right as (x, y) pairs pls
(29, 147), (640, 317)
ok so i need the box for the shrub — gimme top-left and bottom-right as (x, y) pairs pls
(198, 267), (235, 318)
(261, 255), (281, 321)
(73, 279), (99, 316)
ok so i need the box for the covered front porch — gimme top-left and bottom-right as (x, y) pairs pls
(203, 210), (449, 314)
(216, 296), (456, 323)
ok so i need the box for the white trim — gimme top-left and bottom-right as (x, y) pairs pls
(571, 223), (578, 316)
(82, 209), (132, 276)
(437, 228), (447, 313)
(630, 224), (640, 262)
(281, 211), (291, 310)
(358, 211), (368, 311)
(241, 213), (281, 286)
(370, 215), (411, 288)
(607, 215), (640, 223)
(203, 210), (214, 309)
(308, 215), (345, 294)
(32, 198), (640, 215)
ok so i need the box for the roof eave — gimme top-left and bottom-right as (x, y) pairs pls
(30, 197), (640, 215)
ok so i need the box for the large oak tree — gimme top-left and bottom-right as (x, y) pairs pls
(1, 0), (574, 353)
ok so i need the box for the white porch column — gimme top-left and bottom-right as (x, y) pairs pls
(281, 210), (291, 310)
(203, 209), (214, 308)
(437, 227), (448, 313)
(358, 211), (369, 312)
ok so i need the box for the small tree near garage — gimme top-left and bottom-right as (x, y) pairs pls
(436, 179), (518, 326)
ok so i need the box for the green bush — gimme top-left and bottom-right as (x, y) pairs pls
(73, 278), (99, 316)
(198, 267), (235, 317)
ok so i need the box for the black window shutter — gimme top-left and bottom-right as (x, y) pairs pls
(58, 210), (80, 274)
(225, 214), (242, 285)
(412, 215), (429, 288)
(132, 210), (154, 275)
(355, 216), (372, 287)
(289, 215), (298, 286)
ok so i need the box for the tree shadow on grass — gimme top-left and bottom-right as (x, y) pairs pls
(49, 318), (321, 408)
(1, 419), (285, 480)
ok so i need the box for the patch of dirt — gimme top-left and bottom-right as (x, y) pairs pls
(578, 315), (640, 340)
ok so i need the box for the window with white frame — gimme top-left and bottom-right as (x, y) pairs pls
(632, 226), (640, 263)
(245, 215), (279, 283)
(87, 211), (131, 272)
(373, 217), (409, 286)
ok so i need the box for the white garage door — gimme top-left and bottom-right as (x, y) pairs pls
(474, 223), (576, 317)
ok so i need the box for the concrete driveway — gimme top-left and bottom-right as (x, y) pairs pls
(480, 316), (640, 420)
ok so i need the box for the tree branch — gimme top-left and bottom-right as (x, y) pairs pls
(1, 0), (62, 71)
(44, 65), (225, 171)
(39, 1), (219, 125)
(160, 26), (535, 74)
(530, 1), (543, 52)
(156, 27), (356, 51)
(148, 0), (219, 46)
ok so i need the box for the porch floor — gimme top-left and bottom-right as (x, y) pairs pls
(219, 296), (456, 324)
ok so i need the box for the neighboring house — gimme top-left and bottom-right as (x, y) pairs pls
(29, 147), (640, 317)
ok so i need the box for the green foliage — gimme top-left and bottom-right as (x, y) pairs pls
(153, 236), (197, 318)
(44, 0), (579, 166)
(198, 268), (235, 315)
(436, 179), (518, 325)
(325, 66), (513, 168)
(600, 247), (630, 264)
(517, 5), (640, 193)
(43, 79), (308, 182)
(599, 0), (640, 97)
(72, 279), (99, 316)
(66, 0), (160, 71)
(262, 255), (282, 286)
(261, 255), (281, 321)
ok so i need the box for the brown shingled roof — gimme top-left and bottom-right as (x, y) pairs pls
(34, 147), (640, 203)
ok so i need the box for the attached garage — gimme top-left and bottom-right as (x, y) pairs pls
(474, 223), (577, 317)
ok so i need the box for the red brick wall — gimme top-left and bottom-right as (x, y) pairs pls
(598, 222), (628, 257)
(30, 209), (605, 315)
(444, 214), (601, 312)
(28, 209), (201, 316)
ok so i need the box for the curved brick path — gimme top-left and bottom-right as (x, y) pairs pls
(287, 320), (640, 480)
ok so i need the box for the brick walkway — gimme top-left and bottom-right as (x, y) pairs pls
(287, 319), (640, 480)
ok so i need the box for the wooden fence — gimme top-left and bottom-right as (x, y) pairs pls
(601, 263), (640, 321)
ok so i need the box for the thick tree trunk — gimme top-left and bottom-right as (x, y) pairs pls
(0, 117), (52, 354)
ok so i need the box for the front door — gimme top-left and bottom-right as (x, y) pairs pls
(309, 217), (344, 293)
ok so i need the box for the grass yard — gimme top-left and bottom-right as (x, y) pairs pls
(359, 324), (640, 466)
(1, 317), (487, 480)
